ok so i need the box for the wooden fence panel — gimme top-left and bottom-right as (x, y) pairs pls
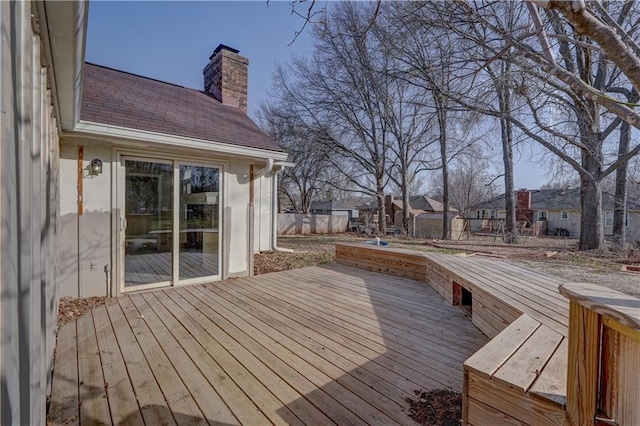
(278, 214), (348, 235)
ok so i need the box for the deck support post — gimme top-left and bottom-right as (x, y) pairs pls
(566, 301), (600, 426)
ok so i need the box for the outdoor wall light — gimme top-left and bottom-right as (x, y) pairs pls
(90, 159), (103, 176)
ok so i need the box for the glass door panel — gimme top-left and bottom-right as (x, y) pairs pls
(179, 165), (220, 280)
(124, 159), (173, 287)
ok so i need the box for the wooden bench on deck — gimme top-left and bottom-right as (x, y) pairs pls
(335, 243), (569, 425)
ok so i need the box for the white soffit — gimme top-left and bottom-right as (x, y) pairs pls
(44, 0), (88, 131)
(69, 121), (290, 161)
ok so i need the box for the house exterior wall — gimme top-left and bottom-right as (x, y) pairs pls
(603, 210), (640, 241)
(470, 207), (640, 241)
(58, 139), (273, 297)
(59, 143), (113, 297)
(413, 213), (460, 238)
(0, 2), (61, 423)
(253, 171), (274, 253)
(546, 210), (580, 237)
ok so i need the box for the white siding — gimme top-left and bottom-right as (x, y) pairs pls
(1, 2), (61, 422)
(546, 210), (581, 237)
(253, 172), (274, 253)
(58, 141), (263, 295)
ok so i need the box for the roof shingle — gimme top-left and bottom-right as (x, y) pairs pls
(80, 63), (284, 153)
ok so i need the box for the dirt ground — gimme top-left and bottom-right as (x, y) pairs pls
(257, 233), (640, 298)
(405, 389), (462, 426)
(57, 296), (108, 325)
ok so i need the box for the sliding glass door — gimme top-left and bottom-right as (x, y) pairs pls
(121, 157), (221, 291)
(179, 164), (220, 281)
(124, 159), (174, 288)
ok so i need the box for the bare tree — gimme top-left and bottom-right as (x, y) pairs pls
(386, 2), (473, 239)
(442, 1), (640, 250)
(268, 3), (398, 233)
(283, 0), (640, 249)
(257, 102), (334, 213)
(432, 146), (501, 217)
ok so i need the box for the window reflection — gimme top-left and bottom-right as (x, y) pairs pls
(179, 165), (220, 279)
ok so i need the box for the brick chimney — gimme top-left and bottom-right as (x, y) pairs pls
(385, 194), (394, 218)
(203, 44), (249, 113)
(516, 189), (533, 222)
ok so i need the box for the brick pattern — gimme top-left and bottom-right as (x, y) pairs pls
(516, 190), (534, 222)
(80, 63), (282, 153)
(203, 48), (249, 113)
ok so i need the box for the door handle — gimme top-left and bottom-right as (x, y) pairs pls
(121, 217), (128, 231)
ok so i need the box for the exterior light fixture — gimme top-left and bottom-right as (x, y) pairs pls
(90, 159), (103, 176)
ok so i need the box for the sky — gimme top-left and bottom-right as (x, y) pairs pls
(86, 1), (314, 116)
(86, 1), (547, 190)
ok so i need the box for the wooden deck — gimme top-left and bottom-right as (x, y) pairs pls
(423, 252), (569, 337)
(334, 243), (571, 426)
(125, 251), (219, 286)
(48, 263), (488, 426)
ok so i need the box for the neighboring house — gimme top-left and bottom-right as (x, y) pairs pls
(385, 195), (459, 237)
(309, 200), (359, 220)
(1, 2), (287, 422)
(470, 188), (640, 240)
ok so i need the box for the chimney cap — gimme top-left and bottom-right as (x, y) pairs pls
(210, 44), (240, 59)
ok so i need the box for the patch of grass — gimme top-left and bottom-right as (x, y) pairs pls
(254, 249), (335, 275)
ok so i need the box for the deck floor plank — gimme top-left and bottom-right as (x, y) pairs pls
(279, 266), (487, 342)
(172, 286), (377, 426)
(225, 275), (462, 390)
(105, 302), (176, 426)
(48, 321), (79, 426)
(50, 264), (488, 425)
(159, 288), (333, 425)
(128, 293), (239, 425)
(204, 281), (425, 399)
(143, 291), (276, 425)
(239, 273), (466, 386)
(185, 284), (414, 425)
(265, 267), (486, 349)
(248, 270), (473, 373)
(118, 296), (209, 425)
(76, 311), (112, 426)
(92, 305), (143, 426)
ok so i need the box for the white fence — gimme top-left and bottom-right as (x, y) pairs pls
(278, 214), (349, 235)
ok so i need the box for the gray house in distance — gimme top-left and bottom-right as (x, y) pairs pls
(470, 188), (640, 240)
(309, 200), (359, 220)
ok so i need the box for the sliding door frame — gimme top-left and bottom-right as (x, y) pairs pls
(115, 149), (226, 295)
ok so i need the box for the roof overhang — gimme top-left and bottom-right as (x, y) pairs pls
(66, 121), (290, 161)
(36, 0), (88, 131)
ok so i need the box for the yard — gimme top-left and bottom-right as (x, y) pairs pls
(256, 234), (640, 297)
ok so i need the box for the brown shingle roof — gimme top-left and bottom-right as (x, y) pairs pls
(80, 63), (284, 153)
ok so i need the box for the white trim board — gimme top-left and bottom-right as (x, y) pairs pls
(66, 121), (289, 161)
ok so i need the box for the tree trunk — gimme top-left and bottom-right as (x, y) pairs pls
(377, 181), (387, 235)
(613, 121), (630, 249)
(498, 85), (517, 243)
(579, 175), (604, 250)
(402, 174), (410, 235)
(437, 95), (450, 240)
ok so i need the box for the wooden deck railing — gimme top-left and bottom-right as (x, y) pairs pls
(559, 284), (640, 426)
